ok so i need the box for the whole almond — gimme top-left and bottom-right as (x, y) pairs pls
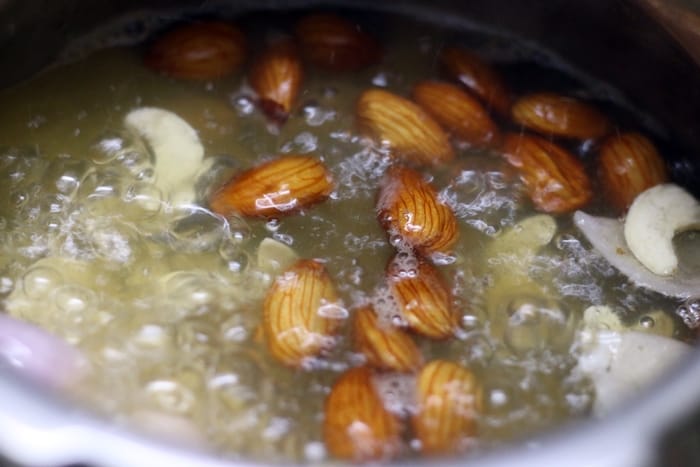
(377, 165), (458, 256)
(598, 132), (668, 213)
(209, 155), (333, 218)
(249, 40), (303, 123)
(145, 21), (246, 80)
(439, 46), (512, 116)
(295, 13), (381, 71)
(511, 92), (611, 140)
(412, 360), (480, 455)
(501, 133), (593, 213)
(323, 366), (402, 461)
(413, 80), (500, 147)
(353, 305), (423, 373)
(357, 88), (455, 166)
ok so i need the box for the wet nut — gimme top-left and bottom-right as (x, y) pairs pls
(501, 133), (593, 213)
(511, 92), (611, 140)
(323, 366), (402, 461)
(356, 88), (455, 166)
(208, 155), (333, 218)
(145, 21), (246, 80)
(412, 80), (500, 147)
(377, 165), (458, 256)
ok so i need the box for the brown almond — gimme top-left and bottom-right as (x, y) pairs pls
(598, 132), (669, 213)
(208, 155), (333, 218)
(145, 21), (246, 80)
(295, 13), (381, 71)
(377, 165), (458, 256)
(511, 92), (611, 140)
(356, 88), (455, 166)
(249, 40), (303, 123)
(413, 80), (500, 147)
(501, 133), (593, 213)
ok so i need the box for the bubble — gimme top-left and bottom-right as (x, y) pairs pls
(91, 133), (126, 164)
(676, 297), (700, 329)
(304, 441), (326, 462)
(503, 296), (574, 355)
(117, 148), (154, 179)
(145, 379), (196, 414)
(169, 209), (227, 252)
(22, 266), (64, 299)
(54, 284), (97, 314)
(373, 372), (417, 416)
(123, 182), (163, 218)
(232, 94), (255, 116)
(165, 272), (218, 318)
(88, 222), (138, 265)
(638, 315), (655, 328)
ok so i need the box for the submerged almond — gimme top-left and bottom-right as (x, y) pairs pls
(249, 40), (303, 123)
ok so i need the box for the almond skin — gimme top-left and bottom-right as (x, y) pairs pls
(209, 155), (333, 218)
(249, 40), (303, 123)
(377, 165), (458, 256)
(295, 13), (381, 71)
(412, 360), (480, 456)
(439, 46), (512, 116)
(501, 133), (593, 213)
(324, 366), (402, 461)
(263, 259), (343, 367)
(511, 92), (611, 140)
(357, 88), (455, 166)
(145, 21), (246, 80)
(598, 132), (669, 213)
(412, 80), (500, 147)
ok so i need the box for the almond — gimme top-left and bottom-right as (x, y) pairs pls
(356, 88), (455, 166)
(353, 305), (423, 373)
(209, 155), (333, 218)
(263, 259), (343, 367)
(439, 46), (512, 116)
(598, 132), (669, 213)
(323, 366), (402, 461)
(412, 360), (480, 455)
(511, 92), (611, 140)
(295, 13), (381, 71)
(501, 133), (593, 213)
(249, 40), (303, 123)
(412, 80), (500, 147)
(377, 165), (458, 256)
(145, 21), (246, 80)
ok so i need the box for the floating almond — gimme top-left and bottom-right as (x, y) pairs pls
(377, 165), (458, 256)
(145, 21), (246, 80)
(511, 92), (611, 140)
(249, 40), (303, 123)
(323, 366), (402, 461)
(356, 88), (455, 166)
(263, 259), (344, 367)
(353, 305), (423, 373)
(412, 80), (500, 147)
(501, 133), (593, 213)
(598, 132), (669, 213)
(412, 360), (480, 455)
(209, 155), (333, 218)
(295, 13), (381, 71)
(439, 46), (512, 116)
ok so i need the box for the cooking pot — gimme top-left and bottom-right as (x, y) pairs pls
(0, 0), (699, 466)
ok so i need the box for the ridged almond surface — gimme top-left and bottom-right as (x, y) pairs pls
(412, 360), (480, 455)
(353, 305), (423, 373)
(145, 21), (246, 80)
(377, 166), (458, 256)
(209, 155), (333, 218)
(598, 132), (669, 213)
(249, 40), (303, 123)
(501, 133), (593, 213)
(323, 366), (402, 461)
(439, 46), (512, 116)
(413, 80), (500, 147)
(295, 13), (381, 71)
(356, 88), (455, 166)
(511, 92), (611, 140)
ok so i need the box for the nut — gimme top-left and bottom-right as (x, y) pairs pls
(412, 360), (480, 455)
(353, 305), (423, 373)
(501, 133), (593, 213)
(412, 80), (500, 147)
(598, 132), (668, 213)
(439, 46), (512, 116)
(323, 366), (402, 461)
(249, 40), (303, 123)
(511, 92), (611, 140)
(145, 21), (246, 80)
(208, 155), (333, 218)
(356, 88), (455, 166)
(377, 165), (458, 256)
(295, 13), (381, 71)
